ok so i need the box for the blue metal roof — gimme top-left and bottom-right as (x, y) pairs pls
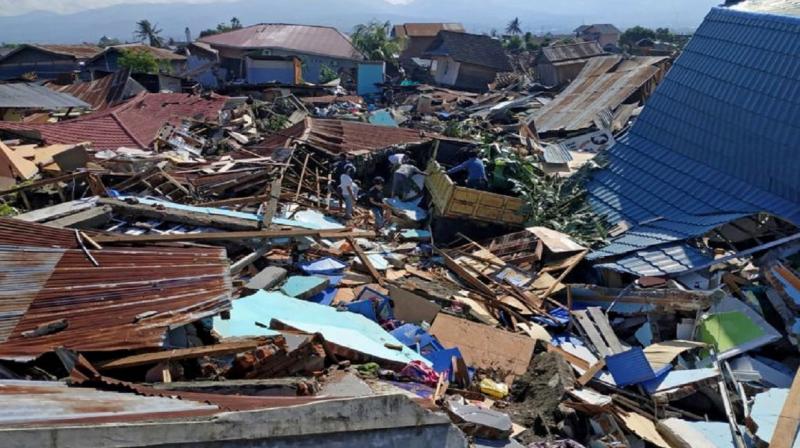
(594, 243), (714, 277)
(588, 7), (800, 265)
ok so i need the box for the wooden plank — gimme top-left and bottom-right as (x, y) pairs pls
(578, 359), (606, 386)
(99, 340), (264, 370)
(94, 228), (376, 244)
(541, 250), (588, 299)
(587, 307), (624, 354)
(348, 237), (384, 286)
(770, 369), (800, 448)
(293, 153), (310, 202)
(573, 310), (611, 357)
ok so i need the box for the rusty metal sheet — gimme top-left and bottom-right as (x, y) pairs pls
(0, 218), (232, 361)
(533, 56), (669, 133)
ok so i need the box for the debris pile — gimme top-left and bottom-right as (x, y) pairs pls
(0, 5), (799, 448)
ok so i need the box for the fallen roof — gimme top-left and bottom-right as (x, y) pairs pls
(89, 44), (187, 62)
(424, 31), (512, 72)
(46, 69), (143, 110)
(199, 23), (364, 60)
(0, 217), (232, 361)
(532, 55), (669, 133)
(0, 83), (90, 110)
(587, 7), (800, 262)
(0, 92), (228, 149)
(393, 23), (465, 38)
(261, 117), (432, 157)
(540, 41), (604, 63)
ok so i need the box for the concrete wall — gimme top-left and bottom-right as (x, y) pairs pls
(186, 52), (224, 89)
(246, 58), (296, 84)
(0, 394), (468, 448)
(0, 48), (78, 81)
(454, 62), (497, 92)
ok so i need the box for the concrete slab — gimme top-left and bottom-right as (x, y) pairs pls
(280, 275), (330, 299)
(245, 266), (288, 291)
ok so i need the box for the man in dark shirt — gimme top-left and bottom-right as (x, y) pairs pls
(447, 150), (488, 190)
(367, 177), (388, 230)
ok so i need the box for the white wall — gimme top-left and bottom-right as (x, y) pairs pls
(431, 56), (461, 87)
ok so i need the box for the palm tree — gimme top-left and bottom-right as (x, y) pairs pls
(351, 21), (403, 66)
(231, 17), (242, 29)
(506, 17), (522, 35)
(135, 20), (163, 48)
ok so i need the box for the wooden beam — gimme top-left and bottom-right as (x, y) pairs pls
(94, 228), (376, 244)
(196, 194), (270, 208)
(577, 359), (606, 386)
(294, 152), (310, 203)
(98, 340), (266, 370)
(771, 369), (800, 448)
(541, 249), (587, 300)
(348, 236), (384, 286)
(100, 198), (260, 231)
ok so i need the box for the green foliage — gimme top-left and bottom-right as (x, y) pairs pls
(319, 65), (339, 84)
(199, 17), (244, 38)
(506, 17), (522, 35)
(98, 35), (121, 47)
(351, 21), (403, 66)
(620, 25), (656, 47)
(263, 114), (289, 132)
(135, 20), (163, 48)
(0, 202), (17, 217)
(503, 35), (524, 53)
(483, 143), (608, 247)
(118, 48), (159, 73)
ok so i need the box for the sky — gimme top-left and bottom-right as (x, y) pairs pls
(0, 0), (228, 15)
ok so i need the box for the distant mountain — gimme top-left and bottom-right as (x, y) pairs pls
(0, 0), (720, 44)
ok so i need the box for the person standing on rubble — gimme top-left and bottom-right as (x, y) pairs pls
(329, 153), (355, 212)
(366, 176), (389, 231)
(391, 161), (427, 201)
(339, 164), (359, 221)
(447, 150), (488, 190)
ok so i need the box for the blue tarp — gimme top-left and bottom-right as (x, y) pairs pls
(214, 291), (430, 366)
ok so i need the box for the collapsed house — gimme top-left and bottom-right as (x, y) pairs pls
(0, 4), (798, 448)
(424, 31), (513, 92)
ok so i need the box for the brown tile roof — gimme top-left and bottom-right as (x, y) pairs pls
(0, 92), (228, 149)
(393, 23), (465, 38)
(0, 217), (232, 362)
(199, 23), (364, 60)
(251, 118), (434, 157)
(47, 70), (136, 110)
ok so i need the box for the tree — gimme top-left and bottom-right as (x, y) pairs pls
(655, 27), (674, 42)
(506, 17), (522, 35)
(620, 26), (656, 47)
(503, 35), (524, 53)
(98, 35), (121, 48)
(351, 21), (403, 66)
(135, 20), (163, 48)
(319, 65), (339, 84)
(199, 17), (244, 38)
(118, 48), (159, 73)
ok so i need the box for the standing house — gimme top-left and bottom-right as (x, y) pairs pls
(0, 44), (102, 81)
(423, 31), (512, 92)
(574, 24), (622, 48)
(392, 23), (465, 61)
(535, 41), (605, 86)
(84, 44), (187, 78)
(197, 24), (370, 86)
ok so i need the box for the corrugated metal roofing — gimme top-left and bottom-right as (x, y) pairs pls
(48, 70), (140, 110)
(199, 23), (364, 60)
(0, 83), (90, 110)
(424, 31), (513, 72)
(593, 244), (714, 276)
(0, 380), (217, 426)
(533, 56), (669, 133)
(542, 144), (573, 164)
(0, 218), (232, 361)
(91, 44), (187, 62)
(0, 92), (228, 149)
(587, 7), (800, 263)
(541, 41), (604, 63)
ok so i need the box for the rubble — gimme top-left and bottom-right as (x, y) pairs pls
(0, 4), (798, 448)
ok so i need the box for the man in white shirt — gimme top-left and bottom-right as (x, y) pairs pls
(339, 166), (359, 220)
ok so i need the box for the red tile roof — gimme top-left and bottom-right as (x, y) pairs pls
(0, 92), (228, 150)
(200, 24), (364, 60)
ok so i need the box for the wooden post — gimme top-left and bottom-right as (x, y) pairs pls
(294, 153), (310, 203)
(348, 237), (384, 286)
(771, 369), (800, 448)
